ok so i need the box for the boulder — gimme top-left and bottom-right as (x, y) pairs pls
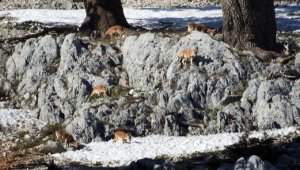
(0, 48), (9, 77)
(234, 155), (275, 170)
(57, 34), (88, 76)
(64, 74), (91, 107)
(39, 141), (65, 154)
(295, 52), (300, 69)
(251, 78), (299, 129)
(6, 39), (37, 81)
(51, 0), (74, 9)
(122, 31), (245, 112)
(66, 110), (104, 143)
(39, 103), (63, 124)
(149, 106), (167, 134)
(163, 115), (180, 136)
(218, 104), (245, 133)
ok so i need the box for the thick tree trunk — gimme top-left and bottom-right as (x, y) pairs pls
(80, 0), (130, 36)
(221, 0), (277, 51)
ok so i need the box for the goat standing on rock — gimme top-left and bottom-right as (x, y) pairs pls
(178, 49), (197, 66)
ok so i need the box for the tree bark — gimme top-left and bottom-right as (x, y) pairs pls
(80, 0), (130, 36)
(221, 0), (277, 51)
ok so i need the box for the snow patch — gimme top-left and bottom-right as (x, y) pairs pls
(51, 127), (296, 167)
(0, 109), (47, 130)
(0, 6), (299, 31)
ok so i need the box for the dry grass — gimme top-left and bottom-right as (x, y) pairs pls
(0, 151), (46, 169)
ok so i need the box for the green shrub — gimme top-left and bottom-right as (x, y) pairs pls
(94, 161), (103, 167)
(155, 154), (170, 160)
(39, 124), (64, 141)
(17, 130), (29, 138)
(111, 86), (130, 100)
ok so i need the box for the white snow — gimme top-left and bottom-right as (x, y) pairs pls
(0, 6), (299, 31)
(0, 109), (47, 130)
(52, 127), (296, 167)
(249, 127), (296, 139)
(0, 9), (86, 27)
(124, 7), (222, 29)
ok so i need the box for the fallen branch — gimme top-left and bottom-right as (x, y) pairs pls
(0, 25), (79, 44)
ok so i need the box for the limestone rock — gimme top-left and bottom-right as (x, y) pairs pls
(234, 155), (275, 170)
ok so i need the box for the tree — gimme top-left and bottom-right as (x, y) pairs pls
(80, 0), (130, 36)
(80, 0), (279, 56)
(221, 0), (277, 51)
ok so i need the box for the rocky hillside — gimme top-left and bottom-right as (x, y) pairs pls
(0, 28), (299, 142)
(0, 3), (299, 168)
(0, 26), (300, 168)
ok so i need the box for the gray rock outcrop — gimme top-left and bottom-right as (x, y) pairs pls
(122, 31), (247, 134)
(234, 155), (275, 170)
(39, 141), (65, 154)
(66, 111), (104, 143)
(241, 78), (300, 130)
(2, 30), (300, 141)
(122, 31), (245, 107)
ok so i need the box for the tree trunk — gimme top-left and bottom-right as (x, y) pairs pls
(221, 0), (277, 51)
(80, 0), (130, 36)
